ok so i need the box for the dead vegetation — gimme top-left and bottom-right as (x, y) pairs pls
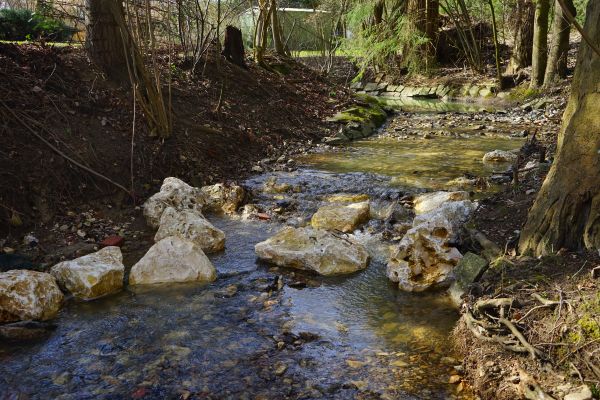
(0, 43), (354, 233)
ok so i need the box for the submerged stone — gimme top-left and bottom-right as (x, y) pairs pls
(255, 226), (369, 276)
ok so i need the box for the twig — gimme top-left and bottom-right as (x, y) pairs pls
(131, 83), (137, 201)
(1, 101), (132, 197)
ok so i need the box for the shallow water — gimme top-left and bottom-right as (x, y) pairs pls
(299, 135), (521, 191)
(0, 107), (525, 399)
(1, 218), (461, 399)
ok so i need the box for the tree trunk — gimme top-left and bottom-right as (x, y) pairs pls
(222, 25), (246, 68)
(407, 0), (438, 68)
(519, 0), (600, 255)
(86, 0), (171, 138)
(505, 0), (535, 75)
(85, 0), (129, 83)
(530, 0), (550, 87)
(543, 0), (576, 85)
(270, 0), (286, 56)
(488, 0), (503, 88)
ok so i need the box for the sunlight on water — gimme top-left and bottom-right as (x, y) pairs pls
(299, 135), (522, 190)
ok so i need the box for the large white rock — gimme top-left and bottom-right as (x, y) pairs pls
(482, 150), (518, 163)
(143, 177), (207, 228)
(0, 270), (63, 322)
(50, 246), (124, 300)
(155, 207), (225, 253)
(129, 236), (217, 285)
(386, 200), (476, 292)
(200, 183), (244, 215)
(311, 201), (370, 233)
(413, 191), (470, 215)
(255, 226), (369, 276)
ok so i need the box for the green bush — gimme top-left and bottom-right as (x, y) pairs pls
(0, 8), (77, 42)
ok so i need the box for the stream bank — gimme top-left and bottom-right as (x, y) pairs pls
(1, 93), (566, 399)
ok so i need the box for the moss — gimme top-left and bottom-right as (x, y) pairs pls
(578, 315), (600, 340)
(508, 85), (542, 101)
(329, 103), (387, 127)
(354, 93), (381, 105)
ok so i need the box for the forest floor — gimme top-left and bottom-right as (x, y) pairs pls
(0, 43), (355, 250)
(453, 82), (600, 397)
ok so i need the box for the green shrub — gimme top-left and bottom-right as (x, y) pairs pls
(0, 8), (77, 42)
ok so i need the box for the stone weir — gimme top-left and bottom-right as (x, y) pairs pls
(351, 81), (503, 100)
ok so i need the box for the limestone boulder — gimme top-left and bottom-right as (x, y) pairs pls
(311, 202), (370, 233)
(386, 200), (476, 292)
(255, 227), (369, 276)
(50, 246), (124, 300)
(200, 183), (244, 214)
(482, 150), (518, 163)
(143, 177), (207, 228)
(129, 236), (217, 285)
(155, 207), (225, 253)
(0, 270), (63, 323)
(413, 191), (470, 215)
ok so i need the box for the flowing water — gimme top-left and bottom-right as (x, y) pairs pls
(0, 102), (524, 400)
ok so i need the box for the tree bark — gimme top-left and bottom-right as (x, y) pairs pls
(85, 0), (129, 83)
(407, 0), (438, 68)
(519, 0), (600, 255)
(222, 25), (246, 68)
(543, 0), (576, 85)
(530, 0), (550, 87)
(505, 0), (535, 75)
(270, 0), (286, 56)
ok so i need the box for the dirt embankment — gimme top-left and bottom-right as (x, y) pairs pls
(0, 44), (353, 236)
(453, 123), (600, 399)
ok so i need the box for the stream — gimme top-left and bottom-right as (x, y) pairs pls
(0, 101), (525, 400)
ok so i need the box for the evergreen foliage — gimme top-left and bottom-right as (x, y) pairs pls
(0, 8), (76, 42)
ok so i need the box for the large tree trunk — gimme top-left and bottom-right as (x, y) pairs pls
(85, 0), (129, 83)
(530, 0), (550, 87)
(505, 0), (535, 75)
(519, 0), (600, 255)
(86, 0), (171, 138)
(543, 0), (576, 85)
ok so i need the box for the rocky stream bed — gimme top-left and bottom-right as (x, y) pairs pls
(0, 98), (562, 400)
